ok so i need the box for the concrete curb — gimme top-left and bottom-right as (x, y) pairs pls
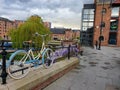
(0, 57), (79, 90)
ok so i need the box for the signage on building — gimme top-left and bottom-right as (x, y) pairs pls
(110, 20), (118, 30)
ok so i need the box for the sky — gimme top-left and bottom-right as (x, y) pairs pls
(0, 0), (94, 29)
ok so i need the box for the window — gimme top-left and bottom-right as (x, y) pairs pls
(83, 14), (88, 19)
(89, 9), (94, 14)
(84, 9), (89, 14)
(111, 7), (119, 17)
(100, 22), (105, 27)
(83, 22), (88, 26)
(98, 0), (111, 3)
(110, 19), (118, 31)
(89, 15), (94, 19)
(84, 9), (94, 15)
(101, 8), (106, 14)
(82, 27), (88, 31)
(82, 8), (94, 31)
(88, 22), (93, 27)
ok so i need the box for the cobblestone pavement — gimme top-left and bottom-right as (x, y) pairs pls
(43, 46), (120, 90)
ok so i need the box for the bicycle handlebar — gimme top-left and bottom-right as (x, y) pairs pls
(35, 32), (48, 37)
(40, 34), (48, 38)
(34, 32), (49, 44)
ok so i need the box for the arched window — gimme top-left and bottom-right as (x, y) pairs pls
(101, 8), (106, 14)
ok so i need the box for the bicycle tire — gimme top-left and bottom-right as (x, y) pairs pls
(8, 50), (31, 79)
(42, 48), (54, 69)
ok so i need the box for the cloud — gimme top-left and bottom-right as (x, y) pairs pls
(0, 0), (94, 29)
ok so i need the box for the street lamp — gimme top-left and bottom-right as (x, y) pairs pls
(98, 0), (105, 50)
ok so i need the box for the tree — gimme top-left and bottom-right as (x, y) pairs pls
(8, 15), (51, 48)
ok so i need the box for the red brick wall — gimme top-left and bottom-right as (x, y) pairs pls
(43, 22), (51, 28)
(51, 30), (80, 41)
(0, 20), (14, 39)
(65, 29), (73, 40)
(73, 31), (80, 39)
(51, 34), (65, 40)
(93, 4), (111, 46)
(14, 20), (24, 28)
(116, 10), (120, 46)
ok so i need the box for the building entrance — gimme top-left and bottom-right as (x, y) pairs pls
(108, 33), (117, 45)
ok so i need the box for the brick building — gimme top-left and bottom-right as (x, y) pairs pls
(0, 17), (51, 40)
(0, 16), (79, 41)
(50, 28), (80, 40)
(65, 29), (73, 40)
(43, 22), (51, 28)
(0, 17), (25, 40)
(72, 29), (81, 39)
(81, 0), (120, 47)
(0, 17), (14, 40)
(14, 20), (24, 28)
(94, 0), (120, 46)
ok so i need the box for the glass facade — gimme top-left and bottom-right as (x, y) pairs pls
(80, 4), (95, 46)
(82, 9), (94, 31)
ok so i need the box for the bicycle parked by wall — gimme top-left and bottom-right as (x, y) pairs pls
(6, 32), (54, 79)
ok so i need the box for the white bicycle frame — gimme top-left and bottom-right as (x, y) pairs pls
(18, 34), (49, 64)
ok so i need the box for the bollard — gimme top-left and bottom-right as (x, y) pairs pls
(68, 44), (71, 60)
(48, 46), (51, 66)
(75, 44), (77, 49)
(48, 46), (51, 56)
(1, 48), (8, 84)
(75, 45), (78, 56)
(80, 50), (83, 56)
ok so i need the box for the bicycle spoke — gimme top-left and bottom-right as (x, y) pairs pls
(8, 50), (30, 79)
(43, 49), (54, 68)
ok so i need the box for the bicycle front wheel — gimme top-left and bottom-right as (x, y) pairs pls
(42, 48), (54, 69)
(8, 50), (31, 79)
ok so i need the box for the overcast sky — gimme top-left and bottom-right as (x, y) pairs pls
(0, 0), (94, 29)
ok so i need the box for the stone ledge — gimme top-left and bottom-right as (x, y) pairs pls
(0, 57), (79, 90)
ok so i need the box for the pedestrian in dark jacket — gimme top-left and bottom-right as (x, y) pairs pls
(95, 40), (98, 49)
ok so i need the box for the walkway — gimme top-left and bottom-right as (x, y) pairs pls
(43, 46), (120, 90)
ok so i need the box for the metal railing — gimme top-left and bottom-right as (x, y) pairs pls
(0, 42), (80, 84)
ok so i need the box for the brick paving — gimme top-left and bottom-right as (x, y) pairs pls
(43, 46), (120, 90)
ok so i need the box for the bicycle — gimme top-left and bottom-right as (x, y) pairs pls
(7, 32), (54, 79)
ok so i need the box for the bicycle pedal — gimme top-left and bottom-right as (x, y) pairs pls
(19, 64), (24, 67)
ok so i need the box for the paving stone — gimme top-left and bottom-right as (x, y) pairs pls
(43, 83), (68, 90)
(106, 85), (120, 90)
(43, 47), (120, 90)
(96, 71), (108, 78)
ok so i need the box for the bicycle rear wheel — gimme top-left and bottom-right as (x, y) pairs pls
(8, 50), (31, 79)
(42, 48), (54, 69)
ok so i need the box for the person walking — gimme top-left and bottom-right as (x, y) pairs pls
(95, 40), (98, 49)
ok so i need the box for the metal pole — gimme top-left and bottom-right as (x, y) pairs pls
(0, 41), (7, 84)
(68, 44), (71, 60)
(98, 0), (105, 50)
(48, 46), (51, 57)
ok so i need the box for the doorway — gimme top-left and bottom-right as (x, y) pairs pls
(108, 33), (117, 45)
